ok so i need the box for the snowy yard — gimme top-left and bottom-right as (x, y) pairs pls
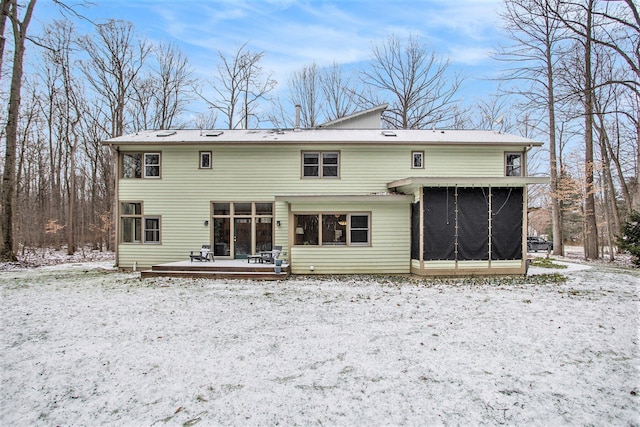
(1, 260), (638, 426)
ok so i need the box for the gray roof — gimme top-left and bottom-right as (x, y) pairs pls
(318, 104), (388, 128)
(104, 128), (543, 147)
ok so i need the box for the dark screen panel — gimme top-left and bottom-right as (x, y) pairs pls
(457, 187), (489, 260)
(411, 202), (420, 260)
(423, 187), (456, 260)
(491, 187), (523, 260)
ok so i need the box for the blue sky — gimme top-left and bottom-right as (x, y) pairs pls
(35, 0), (509, 112)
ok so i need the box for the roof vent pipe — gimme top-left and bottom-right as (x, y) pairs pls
(294, 104), (301, 131)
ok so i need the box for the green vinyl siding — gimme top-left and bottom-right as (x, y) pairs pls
(289, 201), (410, 274)
(424, 147), (505, 176)
(115, 143), (518, 269)
(274, 201), (290, 260)
(119, 144), (511, 199)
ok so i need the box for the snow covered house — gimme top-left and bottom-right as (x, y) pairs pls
(103, 106), (547, 276)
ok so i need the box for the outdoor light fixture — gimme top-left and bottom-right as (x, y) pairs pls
(276, 220), (281, 227)
(204, 220), (209, 227)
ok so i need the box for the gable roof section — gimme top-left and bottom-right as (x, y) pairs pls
(104, 128), (543, 148)
(318, 104), (388, 129)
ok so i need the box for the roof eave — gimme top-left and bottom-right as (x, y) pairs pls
(387, 176), (550, 192)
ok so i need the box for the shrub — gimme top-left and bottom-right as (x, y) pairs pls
(618, 211), (640, 266)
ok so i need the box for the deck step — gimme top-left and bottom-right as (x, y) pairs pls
(141, 269), (289, 281)
(151, 263), (288, 273)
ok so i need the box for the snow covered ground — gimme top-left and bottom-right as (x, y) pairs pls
(1, 260), (638, 426)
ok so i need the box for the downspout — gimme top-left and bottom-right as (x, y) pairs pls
(112, 145), (120, 269)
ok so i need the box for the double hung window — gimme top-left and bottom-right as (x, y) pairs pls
(302, 151), (340, 178)
(120, 202), (160, 243)
(349, 214), (370, 244)
(144, 218), (160, 243)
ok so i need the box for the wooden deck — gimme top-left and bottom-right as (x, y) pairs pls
(140, 259), (290, 280)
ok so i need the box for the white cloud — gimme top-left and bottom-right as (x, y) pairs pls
(33, 0), (509, 116)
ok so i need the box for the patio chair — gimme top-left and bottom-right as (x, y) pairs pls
(190, 245), (214, 262)
(260, 245), (282, 264)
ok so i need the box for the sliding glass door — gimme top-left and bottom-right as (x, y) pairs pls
(212, 202), (273, 259)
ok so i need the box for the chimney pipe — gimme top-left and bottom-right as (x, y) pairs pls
(295, 104), (301, 131)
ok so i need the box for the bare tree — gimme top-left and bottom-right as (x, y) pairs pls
(14, 80), (43, 250)
(131, 43), (195, 132)
(0, 0), (12, 81)
(130, 75), (155, 132)
(44, 19), (85, 255)
(589, 0), (640, 208)
(152, 44), (193, 129)
(319, 62), (358, 121)
(78, 19), (151, 138)
(609, 85), (639, 214)
(360, 34), (464, 129)
(1, 0), (37, 261)
(553, 0), (605, 259)
(199, 43), (276, 129)
(193, 110), (218, 130)
(81, 99), (112, 250)
(77, 19), (150, 252)
(497, 0), (568, 255)
(471, 90), (516, 133)
(289, 62), (321, 128)
(272, 61), (358, 128)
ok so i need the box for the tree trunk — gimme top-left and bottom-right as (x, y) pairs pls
(583, 1), (599, 260)
(634, 117), (640, 210)
(606, 105), (634, 216)
(67, 147), (76, 255)
(1, 0), (37, 261)
(0, 0), (12, 81)
(546, 22), (563, 256)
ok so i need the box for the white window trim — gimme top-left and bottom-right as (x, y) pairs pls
(144, 153), (161, 178)
(301, 151), (340, 179)
(505, 152), (523, 177)
(199, 151), (212, 169)
(412, 151), (424, 169)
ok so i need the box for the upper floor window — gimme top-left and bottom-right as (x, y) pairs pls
(122, 153), (161, 178)
(412, 151), (424, 169)
(200, 151), (212, 169)
(505, 153), (522, 177)
(145, 153), (160, 177)
(302, 151), (340, 178)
